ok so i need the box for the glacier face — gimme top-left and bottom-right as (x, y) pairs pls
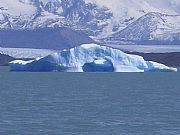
(9, 44), (177, 72)
(0, 47), (55, 58)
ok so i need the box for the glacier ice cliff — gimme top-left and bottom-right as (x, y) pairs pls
(9, 44), (177, 72)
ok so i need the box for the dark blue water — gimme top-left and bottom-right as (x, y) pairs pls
(0, 67), (180, 135)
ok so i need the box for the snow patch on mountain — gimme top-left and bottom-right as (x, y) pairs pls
(0, 0), (37, 16)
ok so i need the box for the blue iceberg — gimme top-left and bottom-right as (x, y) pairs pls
(9, 44), (177, 72)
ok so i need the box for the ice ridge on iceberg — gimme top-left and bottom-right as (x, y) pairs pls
(9, 44), (177, 72)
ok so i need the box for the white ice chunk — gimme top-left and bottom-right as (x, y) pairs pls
(9, 44), (177, 72)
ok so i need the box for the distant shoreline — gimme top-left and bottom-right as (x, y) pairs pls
(126, 52), (180, 67)
(105, 44), (180, 53)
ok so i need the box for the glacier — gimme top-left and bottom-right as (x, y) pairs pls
(9, 44), (177, 72)
(0, 47), (55, 58)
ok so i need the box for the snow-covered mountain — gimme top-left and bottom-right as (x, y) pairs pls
(85, 0), (180, 30)
(0, 0), (113, 36)
(103, 12), (180, 45)
(0, 0), (180, 46)
(9, 44), (177, 72)
(0, 0), (70, 30)
(40, 0), (113, 36)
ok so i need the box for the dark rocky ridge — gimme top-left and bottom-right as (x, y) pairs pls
(127, 52), (180, 67)
(0, 54), (34, 66)
(0, 54), (15, 66)
(0, 28), (95, 50)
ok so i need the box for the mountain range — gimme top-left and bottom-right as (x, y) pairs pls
(103, 12), (180, 45)
(0, 0), (180, 48)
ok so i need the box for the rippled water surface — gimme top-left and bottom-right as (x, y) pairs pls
(0, 67), (180, 135)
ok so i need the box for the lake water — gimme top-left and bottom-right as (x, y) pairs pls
(0, 66), (180, 135)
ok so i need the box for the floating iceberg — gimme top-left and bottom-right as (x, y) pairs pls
(9, 44), (177, 72)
